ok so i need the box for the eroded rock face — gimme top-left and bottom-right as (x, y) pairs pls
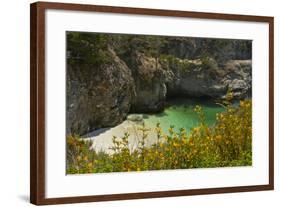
(163, 37), (252, 61)
(163, 58), (252, 99)
(66, 49), (134, 135)
(221, 60), (252, 98)
(163, 58), (224, 98)
(130, 52), (167, 112)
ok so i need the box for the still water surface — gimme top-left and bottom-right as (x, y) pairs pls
(141, 98), (224, 134)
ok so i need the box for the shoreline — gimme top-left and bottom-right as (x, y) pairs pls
(83, 120), (158, 154)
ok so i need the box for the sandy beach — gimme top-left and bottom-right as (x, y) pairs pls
(82, 120), (158, 154)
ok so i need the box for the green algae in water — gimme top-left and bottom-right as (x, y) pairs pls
(142, 98), (224, 134)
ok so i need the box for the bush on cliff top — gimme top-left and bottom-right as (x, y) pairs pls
(67, 32), (112, 66)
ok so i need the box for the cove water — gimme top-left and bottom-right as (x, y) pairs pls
(140, 98), (224, 134)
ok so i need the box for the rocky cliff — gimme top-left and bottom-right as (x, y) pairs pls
(129, 52), (167, 113)
(66, 48), (134, 135)
(161, 56), (252, 99)
(66, 32), (252, 135)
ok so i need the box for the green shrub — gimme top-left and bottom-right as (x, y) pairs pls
(159, 54), (199, 72)
(67, 32), (112, 66)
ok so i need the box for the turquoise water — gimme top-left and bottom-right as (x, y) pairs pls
(141, 98), (224, 134)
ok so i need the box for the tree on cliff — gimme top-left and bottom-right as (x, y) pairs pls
(144, 36), (166, 70)
(67, 32), (110, 66)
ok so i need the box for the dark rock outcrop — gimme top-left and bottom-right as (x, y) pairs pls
(162, 37), (252, 61)
(66, 49), (134, 135)
(130, 52), (167, 112)
(163, 57), (252, 99)
(221, 60), (252, 98)
(162, 57), (225, 98)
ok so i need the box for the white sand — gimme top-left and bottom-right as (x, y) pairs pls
(82, 120), (158, 154)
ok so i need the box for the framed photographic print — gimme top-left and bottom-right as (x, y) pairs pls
(30, 1), (274, 205)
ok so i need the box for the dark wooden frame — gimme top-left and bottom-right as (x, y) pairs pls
(30, 1), (274, 205)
